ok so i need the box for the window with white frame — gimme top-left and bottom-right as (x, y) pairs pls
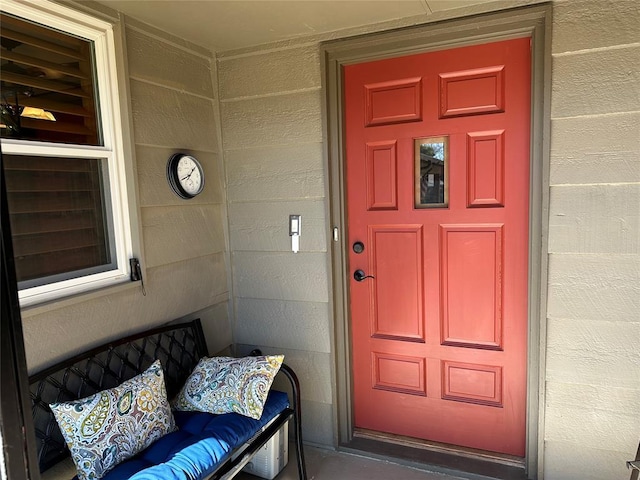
(1, 0), (135, 306)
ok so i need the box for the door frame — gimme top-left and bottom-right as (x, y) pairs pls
(322, 4), (551, 478)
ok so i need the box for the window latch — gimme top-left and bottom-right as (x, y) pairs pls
(129, 258), (146, 296)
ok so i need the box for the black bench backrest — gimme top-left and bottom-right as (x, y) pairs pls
(28, 319), (208, 473)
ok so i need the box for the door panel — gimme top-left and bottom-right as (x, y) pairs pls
(439, 66), (505, 118)
(345, 38), (530, 456)
(365, 141), (398, 209)
(467, 130), (505, 207)
(364, 77), (423, 126)
(370, 225), (424, 341)
(440, 224), (503, 349)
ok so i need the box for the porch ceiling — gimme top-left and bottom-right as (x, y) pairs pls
(93, 0), (497, 52)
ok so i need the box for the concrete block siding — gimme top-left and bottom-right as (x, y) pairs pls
(546, 1), (640, 479)
(550, 113), (640, 185)
(549, 184), (639, 253)
(225, 143), (325, 202)
(218, 43), (332, 445)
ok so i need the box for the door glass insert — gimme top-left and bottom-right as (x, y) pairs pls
(415, 136), (448, 208)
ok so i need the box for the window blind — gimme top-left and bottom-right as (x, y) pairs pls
(3, 154), (110, 284)
(1, 12), (100, 145)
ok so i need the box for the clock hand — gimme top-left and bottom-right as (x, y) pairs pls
(181, 167), (196, 181)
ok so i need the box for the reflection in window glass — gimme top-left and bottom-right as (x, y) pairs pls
(0, 13), (101, 146)
(415, 136), (448, 208)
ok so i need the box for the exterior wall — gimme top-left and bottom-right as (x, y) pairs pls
(218, 0), (640, 478)
(22, 14), (231, 373)
(544, 1), (640, 479)
(217, 45), (334, 446)
(16, 0), (639, 479)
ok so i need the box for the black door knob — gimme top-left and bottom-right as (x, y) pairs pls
(354, 269), (375, 282)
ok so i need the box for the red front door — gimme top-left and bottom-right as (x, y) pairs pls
(345, 38), (530, 456)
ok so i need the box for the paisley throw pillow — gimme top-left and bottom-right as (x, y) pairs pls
(172, 355), (284, 420)
(49, 360), (176, 480)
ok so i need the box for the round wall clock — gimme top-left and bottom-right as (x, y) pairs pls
(167, 153), (205, 199)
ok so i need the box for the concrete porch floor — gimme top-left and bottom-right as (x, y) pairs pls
(236, 444), (476, 480)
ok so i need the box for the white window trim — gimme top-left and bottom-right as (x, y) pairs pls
(1, 0), (135, 307)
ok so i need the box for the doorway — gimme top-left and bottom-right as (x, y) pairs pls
(345, 37), (530, 456)
(324, 5), (550, 478)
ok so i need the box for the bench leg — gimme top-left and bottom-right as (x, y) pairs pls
(280, 364), (308, 480)
(629, 442), (640, 480)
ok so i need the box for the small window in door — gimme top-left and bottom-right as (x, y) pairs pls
(415, 136), (448, 208)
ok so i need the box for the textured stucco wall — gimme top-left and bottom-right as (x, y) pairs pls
(217, 0), (640, 477)
(545, 1), (640, 479)
(22, 15), (231, 373)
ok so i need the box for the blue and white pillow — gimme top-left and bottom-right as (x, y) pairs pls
(50, 360), (176, 480)
(172, 355), (284, 420)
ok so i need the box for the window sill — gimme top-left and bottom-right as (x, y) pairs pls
(20, 279), (144, 318)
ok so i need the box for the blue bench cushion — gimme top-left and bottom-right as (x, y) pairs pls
(99, 391), (289, 480)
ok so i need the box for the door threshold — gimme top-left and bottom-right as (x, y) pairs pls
(340, 429), (528, 480)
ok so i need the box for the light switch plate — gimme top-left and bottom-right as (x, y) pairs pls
(289, 214), (301, 236)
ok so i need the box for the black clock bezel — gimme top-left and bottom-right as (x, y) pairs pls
(166, 153), (205, 199)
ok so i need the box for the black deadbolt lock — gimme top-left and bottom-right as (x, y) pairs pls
(352, 241), (365, 254)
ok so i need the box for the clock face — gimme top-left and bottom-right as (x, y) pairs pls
(177, 156), (202, 195)
(167, 154), (204, 199)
